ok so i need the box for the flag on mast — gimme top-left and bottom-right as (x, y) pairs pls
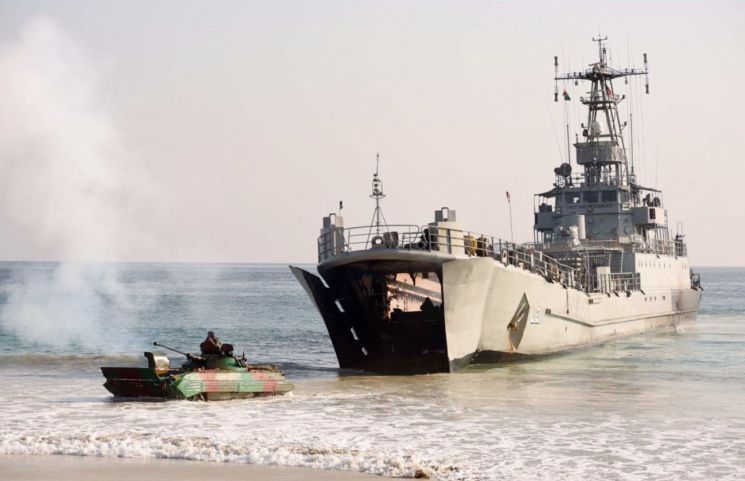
(562, 89), (571, 101)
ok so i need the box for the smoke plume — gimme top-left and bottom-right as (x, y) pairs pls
(0, 18), (158, 351)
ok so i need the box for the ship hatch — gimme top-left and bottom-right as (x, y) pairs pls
(324, 262), (449, 373)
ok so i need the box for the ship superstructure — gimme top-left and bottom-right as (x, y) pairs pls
(291, 37), (702, 374)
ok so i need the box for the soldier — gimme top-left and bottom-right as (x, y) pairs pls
(200, 330), (222, 355)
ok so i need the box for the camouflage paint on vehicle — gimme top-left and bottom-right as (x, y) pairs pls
(101, 352), (294, 400)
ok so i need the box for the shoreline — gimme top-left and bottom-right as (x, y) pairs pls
(0, 454), (385, 480)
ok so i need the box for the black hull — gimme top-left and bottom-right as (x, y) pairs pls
(101, 367), (170, 398)
(291, 262), (450, 374)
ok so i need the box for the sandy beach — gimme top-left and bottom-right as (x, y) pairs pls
(0, 454), (384, 481)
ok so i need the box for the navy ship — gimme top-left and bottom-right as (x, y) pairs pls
(291, 36), (702, 374)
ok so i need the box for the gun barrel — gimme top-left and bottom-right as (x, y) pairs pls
(153, 341), (189, 357)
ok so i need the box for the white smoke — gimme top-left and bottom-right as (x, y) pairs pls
(0, 18), (160, 351)
(0, 17), (157, 260)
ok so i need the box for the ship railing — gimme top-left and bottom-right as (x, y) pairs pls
(318, 225), (582, 290)
(556, 171), (627, 189)
(632, 238), (687, 257)
(531, 238), (687, 258)
(531, 239), (625, 251)
(343, 224), (426, 253)
(594, 272), (641, 294)
(498, 244), (579, 288)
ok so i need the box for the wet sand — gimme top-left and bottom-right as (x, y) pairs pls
(0, 454), (384, 480)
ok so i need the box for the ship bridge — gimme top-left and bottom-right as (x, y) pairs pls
(535, 36), (679, 252)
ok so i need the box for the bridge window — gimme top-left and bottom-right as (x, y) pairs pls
(601, 190), (618, 202)
(583, 191), (599, 203)
(565, 192), (581, 204)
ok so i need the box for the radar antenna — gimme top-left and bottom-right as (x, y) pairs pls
(553, 35), (649, 186)
(593, 34), (608, 65)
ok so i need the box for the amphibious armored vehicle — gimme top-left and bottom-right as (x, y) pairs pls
(101, 343), (294, 400)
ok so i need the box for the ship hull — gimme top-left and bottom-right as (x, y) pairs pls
(291, 252), (701, 374)
(441, 256), (701, 371)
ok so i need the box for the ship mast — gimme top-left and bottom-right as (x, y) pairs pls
(369, 153), (388, 235)
(554, 36), (649, 186)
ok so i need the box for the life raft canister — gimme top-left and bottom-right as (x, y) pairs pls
(500, 250), (509, 264)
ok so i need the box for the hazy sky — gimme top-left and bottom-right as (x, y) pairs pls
(0, 0), (742, 265)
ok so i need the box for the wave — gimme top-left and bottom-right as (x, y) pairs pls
(0, 432), (461, 480)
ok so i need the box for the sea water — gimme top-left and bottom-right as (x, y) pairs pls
(0, 263), (742, 480)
